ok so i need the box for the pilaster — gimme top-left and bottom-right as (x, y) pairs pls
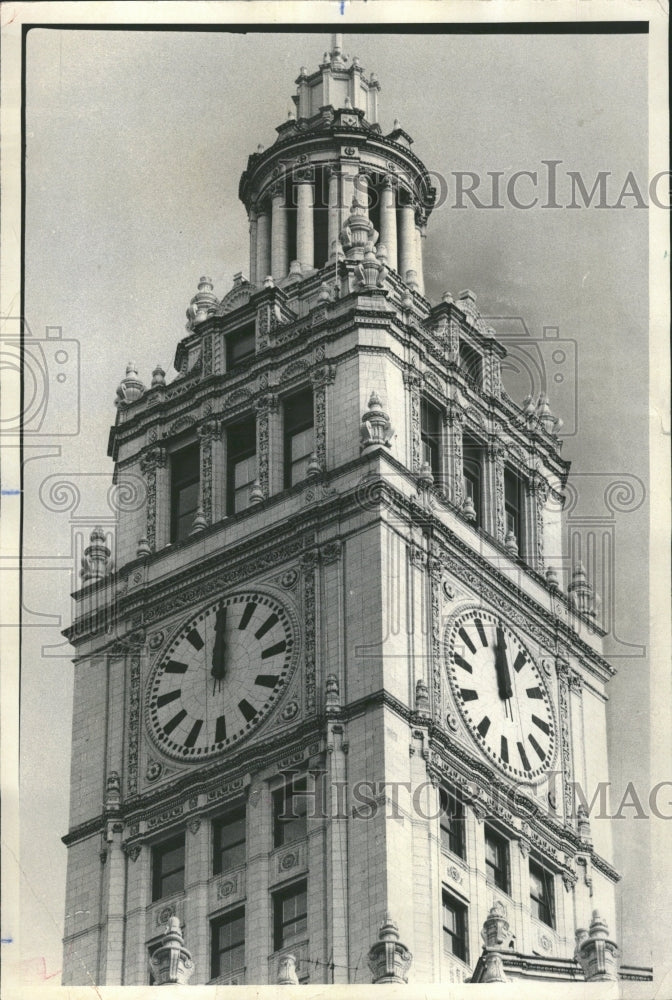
(139, 447), (168, 553)
(184, 817), (209, 982)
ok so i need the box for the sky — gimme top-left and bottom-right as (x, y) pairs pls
(17, 21), (656, 984)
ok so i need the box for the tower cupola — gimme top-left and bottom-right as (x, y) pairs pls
(238, 34), (436, 294)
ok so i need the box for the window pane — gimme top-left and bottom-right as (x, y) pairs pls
(171, 444), (200, 542)
(214, 810), (246, 875)
(291, 427), (313, 462)
(227, 324), (256, 368)
(234, 455), (256, 489)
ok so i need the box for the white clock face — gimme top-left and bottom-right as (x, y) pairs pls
(147, 591), (297, 761)
(445, 609), (556, 781)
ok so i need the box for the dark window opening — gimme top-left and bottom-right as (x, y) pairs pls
(213, 807), (246, 876)
(273, 776), (308, 848)
(459, 341), (482, 387)
(313, 166), (329, 269)
(442, 891), (469, 963)
(485, 826), (510, 894)
(226, 323), (256, 369)
(273, 880), (307, 952)
(530, 861), (555, 927)
(211, 907), (245, 980)
(440, 788), (466, 859)
(285, 175), (297, 265)
(152, 834), (185, 902)
(170, 443), (200, 543)
(284, 389), (314, 488)
(421, 398), (442, 484)
(463, 432), (484, 528)
(368, 173), (383, 248)
(226, 416), (256, 515)
(504, 468), (524, 553)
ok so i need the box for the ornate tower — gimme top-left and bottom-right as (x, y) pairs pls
(62, 35), (621, 986)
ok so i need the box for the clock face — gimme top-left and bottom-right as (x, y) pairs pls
(147, 591), (297, 761)
(445, 609), (556, 781)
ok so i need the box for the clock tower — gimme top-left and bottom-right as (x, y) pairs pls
(62, 34), (624, 986)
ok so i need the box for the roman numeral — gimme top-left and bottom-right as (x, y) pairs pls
(163, 709), (187, 736)
(517, 741), (531, 772)
(184, 719), (203, 749)
(255, 613), (278, 640)
(528, 733), (546, 761)
(157, 690), (181, 708)
(255, 674), (279, 688)
(460, 688), (479, 702)
(458, 627), (477, 656)
(477, 716), (491, 738)
(238, 602), (256, 631)
(186, 628), (204, 651)
(238, 699), (257, 723)
(454, 653), (472, 673)
(165, 660), (188, 674)
(501, 736), (509, 764)
(215, 715), (227, 743)
(474, 618), (488, 648)
(531, 714), (550, 735)
(513, 652), (527, 673)
(526, 687), (544, 699)
(261, 639), (286, 660)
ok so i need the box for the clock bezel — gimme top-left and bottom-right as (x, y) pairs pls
(145, 588), (300, 762)
(444, 605), (557, 782)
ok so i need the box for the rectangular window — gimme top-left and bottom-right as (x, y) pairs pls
(442, 890), (469, 963)
(462, 432), (484, 528)
(504, 468), (523, 551)
(440, 788), (466, 859)
(273, 880), (308, 952)
(530, 861), (555, 927)
(273, 775), (307, 848)
(283, 389), (314, 488)
(213, 806), (246, 875)
(227, 416), (256, 515)
(152, 834), (185, 902)
(170, 442), (200, 543)
(211, 907), (245, 980)
(459, 341), (482, 387)
(485, 827), (510, 893)
(420, 398), (442, 483)
(226, 322), (256, 369)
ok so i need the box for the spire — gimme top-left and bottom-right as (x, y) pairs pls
(331, 33), (343, 60)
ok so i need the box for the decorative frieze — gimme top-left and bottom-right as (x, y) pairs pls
(127, 655), (141, 797)
(301, 550), (318, 713)
(139, 447), (167, 552)
(555, 655), (574, 823)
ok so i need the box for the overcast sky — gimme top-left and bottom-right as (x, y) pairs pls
(21, 24), (652, 980)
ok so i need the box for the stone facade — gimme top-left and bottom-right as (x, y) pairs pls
(62, 34), (629, 987)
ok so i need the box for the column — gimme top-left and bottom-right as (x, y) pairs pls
(270, 185), (288, 280)
(379, 177), (398, 273)
(340, 164), (358, 228)
(355, 169), (369, 216)
(327, 167), (340, 256)
(415, 211), (426, 296)
(183, 818), (209, 983)
(123, 843), (150, 984)
(248, 209), (258, 285)
(398, 201), (417, 285)
(295, 171), (314, 270)
(256, 207), (271, 282)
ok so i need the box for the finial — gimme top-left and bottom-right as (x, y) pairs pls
(81, 526), (112, 582)
(115, 361), (145, 406)
(331, 33), (343, 58)
(257, 143), (265, 153)
(367, 914), (412, 984)
(277, 954), (299, 985)
(504, 530), (519, 556)
(360, 391), (394, 453)
(185, 276), (218, 331)
(151, 365), (165, 388)
(148, 918), (195, 986)
(136, 536), (151, 559)
(189, 506), (207, 535)
(574, 910), (618, 981)
(325, 673), (341, 713)
(306, 453), (322, 477)
(344, 95), (352, 109)
(545, 565), (560, 591)
(249, 480), (264, 504)
(393, 117), (400, 129)
(462, 495), (476, 522)
(415, 678), (430, 715)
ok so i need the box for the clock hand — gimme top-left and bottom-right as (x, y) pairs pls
(211, 604), (227, 693)
(495, 625), (513, 702)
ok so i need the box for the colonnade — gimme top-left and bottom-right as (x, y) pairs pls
(248, 167), (426, 294)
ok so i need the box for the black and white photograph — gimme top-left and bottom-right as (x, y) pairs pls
(1, 2), (669, 996)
